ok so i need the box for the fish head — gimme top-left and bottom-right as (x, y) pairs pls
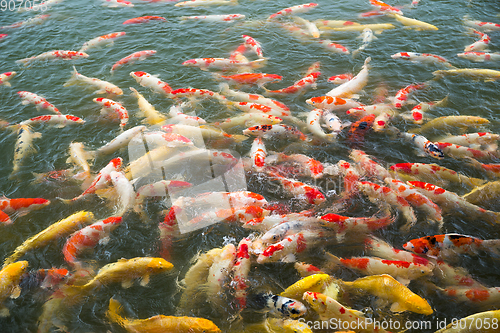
(146, 258), (174, 273)
(302, 291), (327, 314)
(182, 59), (198, 67)
(4, 261), (29, 280)
(287, 300), (308, 318)
(424, 142), (445, 159)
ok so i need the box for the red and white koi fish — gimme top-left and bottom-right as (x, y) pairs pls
(64, 66), (123, 96)
(458, 51), (500, 62)
(0, 197), (50, 218)
(357, 181), (417, 230)
(322, 110), (344, 135)
(174, 191), (268, 210)
(242, 35), (264, 58)
(17, 91), (60, 114)
(134, 180), (192, 214)
(28, 267), (71, 291)
(294, 262), (325, 277)
(384, 178), (443, 228)
(328, 73), (353, 84)
(109, 171), (135, 216)
(1, 14), (50, 29)
(320, 209), (395, 241)
(403, 234), (500, 260)
(111, 50), (156, 73)
(170, 88), (225, 101)
(317, 40), (350, 54)
(408, 181), (500, 224)
(79, 32), (126, 52)
(391, 52), (455, 68)
(314, 20), (360, 29)
(326, 57), (371, 98)
(257, 230), (325, 263)
(219, 83), (290, 112)
(464, 29), (490, 52)
(270, 153), (324, 179)
(214, 73), (282, 87)
(465, 158), (500, 178)
(392, 82), (427, 108)
(267, 3), (318, 21)
(231, 238), (252, 310)
(243, 124), (307, 141)
(225, 100), (290, 118)
(439, 286), (500, 308)
(62, 216), (123, 265)
(16, 50), (88, 67)
(62, 158), (123, 203)
(305, 109), (335, 142)
(130, 71), (173, 96)
(364, 235), (435, 268)
(337, 160), (360, 197)
(431, 260), (486, 289)
(263, 72), (320, 95)
(463, 15), (500, 32)
(180, 14), (245, 22)
(349, 149), (391, 180)
(266, 171), (325, 205)
(10, 124), (42, 178)
(185, 205), (269, 228)
(161, 123), (247, 145)
(369, 0), (402, 15)
(92, 126), (147, 157)
(261, 218), (323, 244)
(182, 57), (266, 72)
(175, 0), (237, 7)
(306, 95), (362, 112)
(347, 113), (375, 146)
(93, 98), (129, 129)
(0, 34), (6, 40)
(244, 211), (315, 233)
(409, 96), (448, 124)
(373, 109), (395, 132)
(0, 211), (11, 224)
(250, 137), (267, 172)
(122, 16), (166, 24)
(352, 28), (377, 58)
(168, 103), (206, 126)
(401, 133), (444, 159)
(212, 113), (281, 131)
(345, 103), (392, 118)
(102, 0), (133, 7)
(435, 141), (499, 160)
(229, 43), (248, 61)
(326, 253), (432, 285)
(0, 72), (16, 87)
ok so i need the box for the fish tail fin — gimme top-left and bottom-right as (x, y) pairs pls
(56, 197), (74, 205)
(463, 156), (484, 170)
(107, 298), (127, 327)
(483, 240), (500, 257)
(63, 66), (80, 87)
(2, 81), (11, 87)
(468, 177), (487, 187)
(351, 49), (361, 58)
(232, 134), (249, 143)
(250, 58), (267, 69)
(15, 57), (33, 67)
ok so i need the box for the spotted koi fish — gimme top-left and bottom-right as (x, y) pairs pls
(20, 115), (84, 128)
(16, 50), (88, 66)
(464, 29), (490, 52)
(267, 171), (325, 205)
(241, 34), (264, 58)
(231, 238), (252, 310)
(402, 133), (444, 159)
(294, 262), (325, 277)
(182, 57), (266, 72)
(79, 32), (126, 52)
(170, 88), (225, 101)
(317, 39), (350, 54)
(349, 149), (390, 180)
(369, 0), (402, 15)
(391, 52), (455, 68)
(213, 72), (282, 87)
(17, 91), (61, 114)
(328, 73), (353, 84)
(270, 153), (324, 179)
(243, 124), (307, 141)
(130, 71), (173, 96)
(267, 3), (318, 21)
(110, 50), (156, 73)
(438, 286), (500, 308)
(219, 83), (290, 112)
(243, 210), (316, 232)
(250, 137), (267, 172)
(0, 197), (50, 220)
(261, 219), (323, 245)
(434, 141), (499, 160)
(409, 96), (448, 124)
(306, 95), (362, 112)
(180, 14), (245, 22)
(463, 15), (500, 32)
(122, 16), (166, 24)
(93, 98), (128, 128)
(347, 113), (375, 145)
(305, 109), (335, 142)
(0, 72), (16, 87)
(458, 51), (500, 62)
(392, 82), (427, 108)
(264, 72), (320, 95)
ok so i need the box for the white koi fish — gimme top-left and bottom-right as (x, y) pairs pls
(102, 0), (133, 7)
(243, 124), (306, 141)
(93, 98), (128, 129)
(91, 125), (146, 157)
(463, 15), (500, 32)
(219, 83), (290, 113)
(242, 35), (264, 58)
(64, 66), (123, 96)
(306, 109), (336, 142)
(464, 29), (490, 52)
(1, 14), (50, 29)
(180, 14), (245, 22)
(10, 124), (42, 179)
(437, 132), (500, 148)
(79, 32), (126, 52)
(206, 243), (236, 310)
(314, 19), (360, 29)
(458, 51), (500, 62)
(16, 50), (88, 67)
(111, 50), (156, 73)
(175, 0), (237, 7)
(0, 72), (16, 87)
(129, 87), (166, 125)
(326, 57), (371, 98)
(20, 115), (85, 127)
(352, 28), (377, 58)
(317, 39), (349, 54)
(17, 91), (60, 114)
(250, 137), (267, 172)
(408, 96), (448, 124)
(67, 142), (93, 177)
(291, 16), (320, 38)
(130, 71), (173, 96)
(182, 57), (266, 72)
(391, 52), (455, 68)
(109, 171), (135, 216)
(224, 100), (290, 118)
(322, 110), (344, 135)
(267, 3), (318, 21)
(269, 153), (324, 179)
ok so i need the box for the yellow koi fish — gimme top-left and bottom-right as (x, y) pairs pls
(0, 261), (28, 317)
(107, 298), (221, 333)
(410, 115), (489, 136)
(4, 211), (94, 267)
(388, 13), (438, 31)
(433, 68), (500, 81)
(279, 273), (332, 300)
(436, 309), (500, 332)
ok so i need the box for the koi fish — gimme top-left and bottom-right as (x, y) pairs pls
(260, 218), (323, 245)
(388, 13), (438, 31)
(205, 243), (236, 310)
(0, 197), (50, 220)
(182, 57), (266, 72)
(433, 68), (500, 81)
(134, 180), (192, 214)
(18, 0), (63, 12)
(243, 124), (306, 141)
(64, 66), (123, 95)
(349, 149), (391, 180)
(292, 16), (321, 38)
(352, 28), (377, 58)
(294, 262), (325, 277)
(66, 142), (92, 180)
(463, 15), (500, 32)
(436, 285), (500, 309)
(369, 0), (402, 15)
(3, 211), (94, 267)
(303, 291), (390, 332)
(342, 274), (433, 315)
(102, 0), (133, 7)
(314, 20), (360, 29)
(1, 14), (50, 29)
(347, 113), (375, 145)
(168, 103), (207, 126)
(267, 3), (319, 21)
(280, 274), (331, 300)
(17, 91), (60, 114)
(107, 298), (221, 333)
(250, 137), (267, 172)
(62, 216), (123, 265)
(306, 95), (362, 112)
(93, 97), (129, 128)
(244, 210), (316, 232)
(392, 82), (427, 108)
(357, 180), (417, 230)
(391, 52), (455, 68)
(214, 72), (282, 88)
(130, 71), (173, 96)
(110, 50), (156, 74)
(317, 39), (350, 54)
(16, 50), (88, 67)
(401, 133), (444, 159)
(213, 113), (282, 132)
(254, 292), (307, 318)
(407, 181), (500, 224)
(0, 34), (7, 40)
(219, 83), (290, 112)
(464, 30), (490, 52)
(305, 109), (336, 142)
(269, 153), (324, 179)
(0, 72), (16, 87)
(411, 115), (490, 136)
(175, 0), (237, 7)
(170, 88), (225, 101)
(10, 124), (42, 178)
(28, 267), (71, 291)
(403, 233), (500, 260)
(458, 51), (500, 62)
(409, 96), (449, 124)
(19, 114), (84, 128)
(0, 261), (29, 317)
(224, 100), (289, 118)
(435, 141), (499, 160)
(337, 160), (361, 197)
(162, 123), (248, 146)
(264, 72), (320, 95)
(328, 73), (353, 84)
(465, 157), (500, 178)
(242, 34), (264, 58)
(327, 57), (371, 98)
(79, 32), (126, 52)
(321, 110), (344, 135)
(128, 88), (165, 125)
(91, 125), (146, 157)
(322, 23), (396, 34)
(122, 16), (166, 24)
(180, 14), (245, 22)
(108, 171), (135, 216)
(230, 238), (252, 310)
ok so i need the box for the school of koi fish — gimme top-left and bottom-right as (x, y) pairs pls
(1, 0), (500, 332)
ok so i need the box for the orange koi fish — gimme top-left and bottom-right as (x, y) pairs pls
(214, 72), (282, 87)
(242, 34), (264, 58)
(306, 95), (362, 112)
(263, 72), (320, 94)
(93, 98), (128, 128)
(267, 3), (318, 21)
(110, 50), (156, 73)
(266, 171), (325, 205)
(0, 197), (50, 218)
(0, 261), (29, 317)
(250, 137), (267, 172)
(347, 113), (375, 145)
(392, 82), (427, 108)
(122, 16), (166, 24)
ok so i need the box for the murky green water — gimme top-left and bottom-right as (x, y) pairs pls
(1, 0), (500, 332)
